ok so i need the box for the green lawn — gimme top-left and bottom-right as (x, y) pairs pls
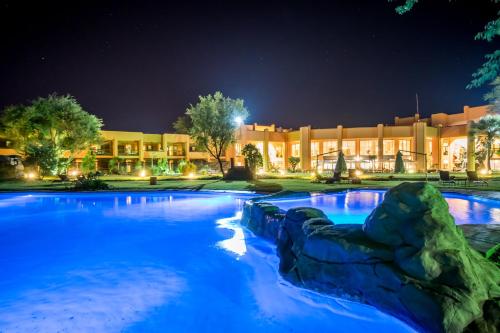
(1, 174), (499, 193)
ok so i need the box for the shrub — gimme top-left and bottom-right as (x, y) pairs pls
(82, 151), (97, 175)
(288, 156), (300, 172)
(73, 178), (110, 191)
(178, 160), (197, 175)
(241, 143), (263, 172)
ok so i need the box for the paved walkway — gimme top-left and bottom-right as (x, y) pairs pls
(459, 224), (500, 254)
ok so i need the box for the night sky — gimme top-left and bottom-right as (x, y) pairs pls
(0, 0), (498, 133)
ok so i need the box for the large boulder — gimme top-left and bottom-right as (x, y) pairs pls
(240, 201), (286, 241)
(275, 182), (500, 333)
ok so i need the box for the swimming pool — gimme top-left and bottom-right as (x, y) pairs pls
(0, 191), (415, 333)
(268, 190), (500, 225)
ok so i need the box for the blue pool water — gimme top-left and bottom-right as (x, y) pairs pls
(0, 191), (417, 333)
(269, 190), (500, 225)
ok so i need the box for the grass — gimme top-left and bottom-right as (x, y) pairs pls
(1, 173), (499, 194)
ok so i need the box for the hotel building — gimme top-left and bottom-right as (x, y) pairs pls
(0, 104), (499, 173)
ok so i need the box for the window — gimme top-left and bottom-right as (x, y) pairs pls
(255, 142), (264, 155)
(399, 139), (411, 155)
(342, 140), (356, 156)
(291, 143), (300, 157)
(360, 140), (378, 156)
(323, 141), (337, 155)
(235, 143), (242, 156)
(383, 140), (395, 156)
(311, 142), (320, 158)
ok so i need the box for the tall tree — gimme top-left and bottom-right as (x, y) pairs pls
(180, 92), (248, 175)
(334, 151), (347, 173)
(389, 0), (499, 97)
(469, 114), (500, 171)
(394, 150), (406, 173)
(0, 94), (103, 174)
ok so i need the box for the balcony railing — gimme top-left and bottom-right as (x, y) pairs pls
(118, 150), (139, 156)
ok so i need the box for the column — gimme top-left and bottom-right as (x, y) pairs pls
(413, 122), (427, 172)
(263, 129), (270, 171)
(300, 126), (311, 171)
(466, 121), (475, 171)
(138, 138), (144, 162)
(112, 139), (118, 157)
(337, 125), (343, 153)
(377, 124), (384, 170)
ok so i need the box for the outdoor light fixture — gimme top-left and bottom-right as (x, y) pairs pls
(234, 116), (243, 126)
(26, 172), (36, 180)
(355, 170), (363, 177)
(139, 170), (146, 178)
(70, 170), (78, 177)
(408, 169), (416, 174)
(311, 172), (316, 177)
(480, 169), (488, 175)
(279, 169), (286, 176)
(188, 172), (195, 179)
(257, 168), (264, 175)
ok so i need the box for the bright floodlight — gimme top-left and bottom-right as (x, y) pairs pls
(234, 116), (243, 125)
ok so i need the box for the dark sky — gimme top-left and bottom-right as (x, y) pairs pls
(0, 0), (498, 132)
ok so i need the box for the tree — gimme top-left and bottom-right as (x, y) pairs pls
(179, 92), (248, 175)
(82, 151), (97, 175)
(241, 143), (263, 172)
(484, 76), (500, 113)
(173, 115), (193, 134)
(389, 0), (499, 97)
(25, 141), (59, 177)
(394, 150), (406, 173)
(334, 151), (347, 173)
(469, 114), (500, 171)
(288, 156), (300, 172)
(0, 94), (103, 173)
(108, 157), (123, 174)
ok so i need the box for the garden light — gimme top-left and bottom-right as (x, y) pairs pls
(355, 170), (363, 177)
(480, 169), (488, 175)
(279, 169), (286, 176)
(188, 172), (195, 179)
(139, 170), (146, 178)
(70, 170), (78, 177)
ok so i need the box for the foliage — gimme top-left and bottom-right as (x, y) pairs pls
(484, 76), (500, 113)
(182, 91), (248, 175)
(25, 141), (59, 177)
(151, 158), (170, 175)
(82, 151), (97, 175)
(172, 115), (193, 134)
(0, 94), (103, 173)
(134, 160), (143, 172)
(108, 157), (123, 174)
(73, 177), (110, 191)
(388, 0), (499, 97)
(288, 156), (300, 172)
(334, 151), (347, 173)
(469, 114), (500, 170)
(485, 243), (500, 267)
(177, 159), (197, 175)
(394, 150), (406, 173)
(241, 143), (263, 172)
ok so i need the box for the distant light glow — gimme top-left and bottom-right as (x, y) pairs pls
(234, 116), (243, 126)
(70, 170), (78, 177)
(26, 172), (36, 180)
(279, 169), (285, 176)
(139, 170), (146, 178)
(257, 168), (264, 175)
(480, 169), (488, 175)
(188, 172), (195, 179)
(355, 170), (362, 177)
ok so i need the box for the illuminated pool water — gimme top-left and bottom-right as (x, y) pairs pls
(0, 191), (415, 333)
(268, 190), (500, 225)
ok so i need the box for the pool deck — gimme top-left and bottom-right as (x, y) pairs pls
(460, 224), (500, 254)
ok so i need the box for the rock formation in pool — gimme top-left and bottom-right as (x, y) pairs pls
(241, 182), (500, 333)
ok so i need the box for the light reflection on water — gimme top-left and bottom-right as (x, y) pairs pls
(270, 190), (499, 225)
(0, 191), (415, 333)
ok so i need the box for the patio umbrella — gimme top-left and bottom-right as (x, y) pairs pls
(334, 151), (348, 173)
(394, 150), (405, 173)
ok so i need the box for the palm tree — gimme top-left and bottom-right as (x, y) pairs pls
(469, 113), (500, 171)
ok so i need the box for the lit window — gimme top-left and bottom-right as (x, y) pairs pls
(383, 140), (394, 155)
(291, 143), (300, 157)
(311, 142), (320, 158)
(399, 139), (411, 155)
(235, 143), (242, 156)
(360, 140), (378, 156)
(342, 140), (356, 156)
(323, 141), (337, 155)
